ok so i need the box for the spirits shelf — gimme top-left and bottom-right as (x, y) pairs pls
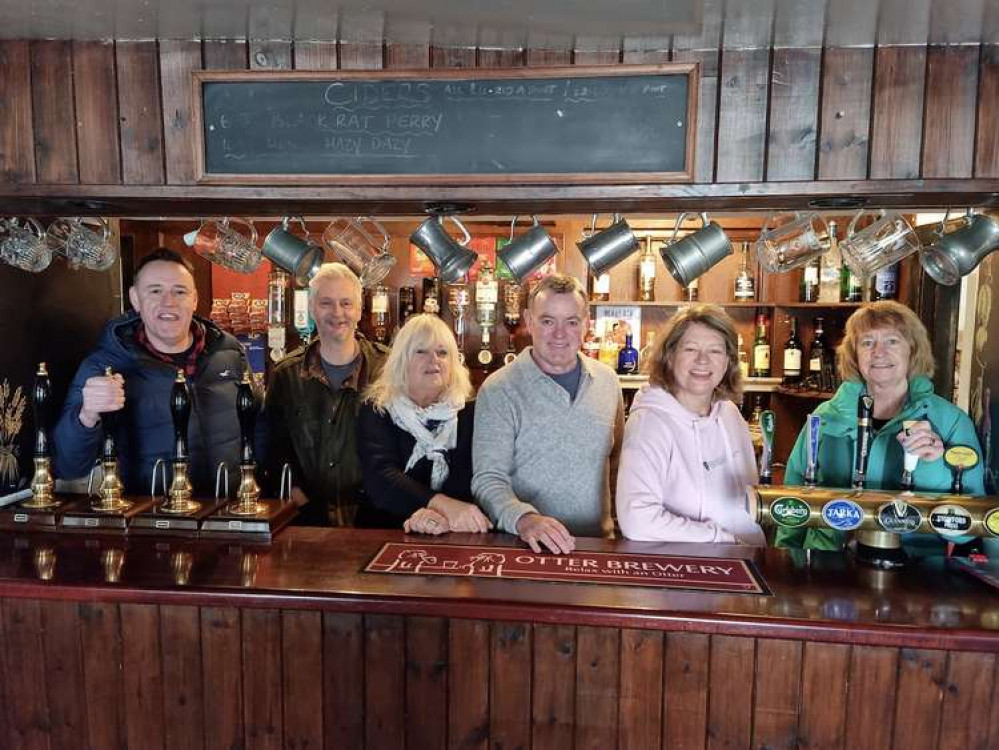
(775, 386), (837, 399)
(618, 375), (782, 392)
(592, 300), (869, 308)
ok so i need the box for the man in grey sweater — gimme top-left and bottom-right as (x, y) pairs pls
(472, 274), (624, 554)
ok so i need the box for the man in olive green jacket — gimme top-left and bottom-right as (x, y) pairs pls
(777, 376), (985, 550)
(266, 263), (388, 526)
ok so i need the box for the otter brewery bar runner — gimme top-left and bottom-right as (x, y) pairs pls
(366, 542), (770, 595)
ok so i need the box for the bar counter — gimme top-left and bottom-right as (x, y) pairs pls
(2, 527), (998, 749)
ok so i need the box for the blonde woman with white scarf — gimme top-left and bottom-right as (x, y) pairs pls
(356, 314), (492, 535)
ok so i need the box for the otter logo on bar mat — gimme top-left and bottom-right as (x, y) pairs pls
(365, 542), (770, 595)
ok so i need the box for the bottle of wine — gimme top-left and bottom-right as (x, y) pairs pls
(819, 221), (843, 303)
(617, 334), (640, 375)
(807, 316), (827, 390)
(782, 316), (803, 385)
(638, 237), (656, 302)
(589, 272), (611, 302)
(874, 262), (899, 300)
(734, 242), (756, 301)
(751, 309), (771, 378)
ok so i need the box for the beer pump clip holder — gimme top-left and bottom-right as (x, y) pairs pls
(758, 410), (776, 485)
(944, 445), (979, 495)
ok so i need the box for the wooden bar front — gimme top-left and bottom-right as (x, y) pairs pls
(1, 527), (998, 749)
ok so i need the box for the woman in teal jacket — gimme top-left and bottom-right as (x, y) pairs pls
(777, 302), (985, 550)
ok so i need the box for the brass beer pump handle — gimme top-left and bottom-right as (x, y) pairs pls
(162, 370), (200, 515)
(25, 361), (59, 509)
(229, 373), (265, 516)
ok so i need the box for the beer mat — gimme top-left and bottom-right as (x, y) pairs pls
(365, 542), (771, 595)
(948, 557), (999, 592)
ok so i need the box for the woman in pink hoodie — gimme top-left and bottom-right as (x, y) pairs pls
(616, 305), (765, 545)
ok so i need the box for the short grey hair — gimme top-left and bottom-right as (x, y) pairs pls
(527, 273), (588, 315)
(308, 262), (363, 304)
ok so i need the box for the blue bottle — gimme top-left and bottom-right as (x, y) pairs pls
(617, 334), (640, 375)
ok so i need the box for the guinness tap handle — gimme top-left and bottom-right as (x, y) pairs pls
(759, 410), (775, 485)
(170, 370), (191, 461)
(101, 366), (119, 462)
(236, 372), (257, 465)
(852, 394), (874, 490)
(33, 362), (51, 458)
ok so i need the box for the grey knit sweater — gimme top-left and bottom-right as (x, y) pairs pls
(471, 348), (624, 537)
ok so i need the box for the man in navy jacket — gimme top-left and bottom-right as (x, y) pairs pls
(53, 247), (253, 495)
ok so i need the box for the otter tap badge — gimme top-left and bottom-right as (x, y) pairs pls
(769, 497), (810, 528)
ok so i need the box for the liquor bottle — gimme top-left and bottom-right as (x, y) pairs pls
(747, 395), (765, 459)
(638, 236), (657, 302)
(370, 284), (390, 344)
(782, 316), (803, 385)
(737, 333), (749, 379)
(617, 334), (640, 375)
(474, 262), (499, 369)
(292, 288), (314, 346)
(599, 332), (620, 370)
(683, 277), (699, 302)
(819, 220), (843, 303)
(422, 277), (442, 316)
(582, 319), (601, 360)
(751, 309), (771, 378)
(874, 262), (899, 300)
(267, 269), (289, 363)
(589, 272), (611, 302)
(800, 256), (820, 302)
(733, 242), (756, 301)
(807, 316), (826, 390)
(840, 221), (864, 302)
(398, 286), (417, 329)
(502, 282), (523, 365)
(639, 331), (657, 370)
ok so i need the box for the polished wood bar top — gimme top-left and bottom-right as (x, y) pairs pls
(1, 527), (998, 651)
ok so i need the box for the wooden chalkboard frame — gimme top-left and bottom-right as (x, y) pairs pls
(191, 64), (698, 186)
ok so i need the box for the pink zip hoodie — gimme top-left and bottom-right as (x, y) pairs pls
(616, 385), (765, 545)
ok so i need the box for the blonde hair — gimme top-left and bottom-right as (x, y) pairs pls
(365, 314), (473, 411)
(647, 304), (742, 402)
(837, 300), (935, 381)
(308, 262), (362, 305)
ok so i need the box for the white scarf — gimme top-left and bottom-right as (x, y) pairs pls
(385, 395), (460, 491)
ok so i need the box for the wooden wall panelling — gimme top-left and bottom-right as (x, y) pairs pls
(432, 44), (477, 68)
(622, 36), (671, 65)
(477, 48), (526, 68)
(0, 601), (10, 747)
(892, 648), (947, 750)
(281, 610), (323, 750)
(116, 42), (165, 185)
(706, 635), (755, 750)
(618, 629), (664, 750)
(365, 614), (406, 749)
(715, 48), (771, 182)
(0, 41), (36, 183)
(249, 41), (293, 70)
(293, 41), (338, 70)
(767, 47), (820, 180)
(818, 47), (875, 180)
(339, 10), (386, 70)
(989, 655), (999, 750)
(30, 41), (78, 184)
(2, 598), (51, 750)
(975, 45), (999, 177)
(663, 632), (710, 750)
(242, 608), (283, 750)
(200, 607), (243, 750)
(670, 49), (719, 183)
(870, 45), (927, 179)
(922, 44), (980, 178)
(448, 619), (490, 750)
(158, 41), (202, 185)
(798, 641), (850, 750)
(202, 41), (249, 70)
(938, 651), (996, 750)
(525, 33), (574, 67)
(160, 605), (204, 750)
(573, 37), (622, 65)
(79, 602), (126, 750)
(751, 638), (803, 749)
(72, 41), (120, 184)
(845, 646), (899, 750)
(120, 603), (165, 750)
(490, 621), (532, 750)
(405, 616), (449, 750)
(385, 20), (431, 69)
(575, 626), (621, 749)
(323, 612), (365, 749)
(40, 601), (89, 749)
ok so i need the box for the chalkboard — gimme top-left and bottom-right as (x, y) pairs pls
(193, 65), (696, 184)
